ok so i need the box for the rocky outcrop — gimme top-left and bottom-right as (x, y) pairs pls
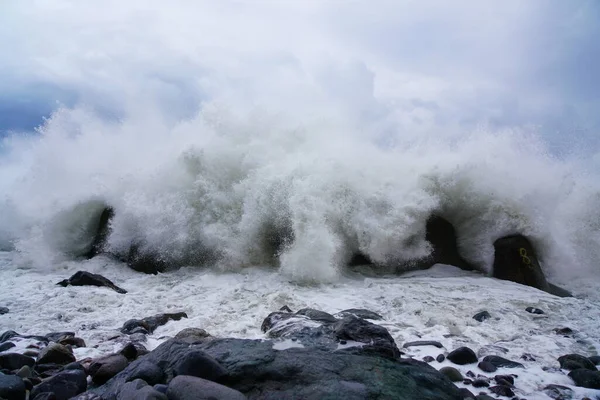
(120, 312), (188, 335)
(85, 207), (114, 259)
(57, 271), (127, 294)
(492, 235), (572, 297)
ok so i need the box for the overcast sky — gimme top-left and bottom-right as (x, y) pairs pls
(1, 0), (598, 156)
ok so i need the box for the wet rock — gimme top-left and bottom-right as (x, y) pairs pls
(166, 375), (246, 400)
(489, 384), (515, 397)
(477, 345), (509, 358)
(37, 343), (76, 366)
(85, 207), (114, 259)
(492, 235), (550, 292)
(31, 393), (57, 400)
(57, 271), (127, 294)
(568, 368), (600, 389)
(525, 307), (544, 315)
(439, 366), (463, 382)
(0, 353), (35, 370)
(0, 342), (15, 352)
(447, 347), (478, 365)
(119, 343), (139, 360)
(548, 283), (573, 298)
(16, 365), (32, 378)
(475, 395), (496, 400)
(88, 338), (463, 400)
(45, 332), (75, 343)
(89, 354), (129, 384)
(478, 361), (497, 373)
(543, 384), (574, 400)
(126, 361), (164, 386)
(295, 308), (337, 323)
(0, 373), (26, 400)
(558, 354), (597, 371)
(173, 328), (212, 344)
(260, 311), (302, 335)
(458, 388), (476, 400)
(117, 379), (168, 400)
(436, 354), (445, 363)
(126, 244), (168, 275)
(58, 337), (86, 348)
(473, 311), (491, 322)
(335, 309), (383, 320)
(403, 340), (444, 349)
(29, 369), (87, 400)
(0, 331), (21, 343)
(472, 378), (490, 388)
(589, 355), (600, 365)
(173, 351), (227, 382)
(482, 355), (524, 369)
(121, 312), (188, 335)
(520, 353), (535, 362)
(423, 356), (435, 363)
(554, 327), (574, 336)
(494, 374), (515, 385)
(0, 307), (8, 315)
(153, 384), (168, 394)
(279, 305), (293, 312)
(333, 315), (401, 359)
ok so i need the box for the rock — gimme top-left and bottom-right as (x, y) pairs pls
(295, 308), (337, 323)
(525, 307), (544, 315)
(173, 328), (211, 344)
(88, 338), (463, 400)
(0, 353), (35, 370)
(436, 354), (445, 363)
(57, 271), (127, 294)
(89, 354), (129, 384)
(423, 356), (435, 363)
(126, 244), (168, 275)
(172, 351), (227, 382)
(548, 283), (573, 298)
(121, 312), (188, 335)
(0, 331), (21, 343)
(475, 395), (496, 400)
(478, 361), (497, 373)
(458, 388), (476, 400)
(477, 345), (509, 358)
(482, 355), (524, 369)
(413, 215), (476, 271)
(335, 309), (383, 320)
(494, 374), (514, 385)
(120, 343), (140, 360)
(403, 340), (444, 349)
(153, 384), (168, 394)
(166, 375), (246, 400)
(520, 353), (535, 362)
(558, 354), (597, 371)
(554, 327), (574, 336)
(489, 385), (515, 397)
(126, 361), (164, 386)
(85, 206), (114, 259)
(29, 369), (87, 400)
(31, 393), (57, 400)
(37, 343), (76, 365)
(116, 379), (167, 400)
(439, 366), (463, 382)
(58, 336), (86, 348)
(0, 342), (15, 352)
(543, 384), (574, 400)
(589, 355), (600, 365)
(492, 235), (570, 297)
(568, 368), (600, 389)
(45, 332), (75, 343)
(333, 315), (401, 359)
(472, 378), (490, 388)
(0, 373), (26, 400)
(0, 307), (8, 315)
(16, 365), (32, 378)
(473, 311), (491, 322)
(447, 347), (478, 365)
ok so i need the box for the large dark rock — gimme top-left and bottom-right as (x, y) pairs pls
(0, 372), (26, 400)
(543, 384), (574, 400)
(295, 308), (337, 323)
(85, 207), (114, 259)
(568, 368), (600, 389)
(166, 375), (246, 400)
(126, 361), (164, 386)
(126, 244), (168, 275)
(89, 354), (129, 384)
(482, 355), (524, 369)
(414, 216), (476, 271)
(172, 351), (227, 382)
(333, 315), (401, 359)
(36, 343), (76, 366)
(558, 354), (597, 371)
(121, 312), (188, 335)
(29, 369), (87, 400)
(0, 342), (16, 352)
(57, 271), (127, 294)
(0, 353), (35, 370)
(492, 235), (571, 297)
(173, 328), (212, 344)
(335, 309), (383, 321)
(88, 338), (463, 400)
(447, 347), (478, 365)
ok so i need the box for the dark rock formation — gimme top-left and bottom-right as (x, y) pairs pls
(558, 354), (597, 371)
(121, 312), (188, 335)
(166, 375), (246, 400)
(473, 311), (491, 322)
(335, 309), (383, 321)
(482, 355), (524, 369)
(492, 235), (571, 297)
(447, 347), (478, 365)
(36, 343), (76, 366)
(85, 207), (114, 259)
(439, 366), (463, 382)
(88, 338), (462, 400)
(57, 271), (127, 294)
(568, 368), (600, 389)
(89, 354), (129, 384)
(0, 353), (35, 370)
(403, 340), (444, 349)
(29, 369), (87, 400)
(0, 372), (26, 400)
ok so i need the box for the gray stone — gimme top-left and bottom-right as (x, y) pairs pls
(173, 328), (211, 344)
(0, 372), (26, 400)
(89, 353), (129, 384)
(0, 353), (35, 370)
(439, 366), (462, 382)
(558, 354), (597, 371)
(482, 355), (524, 368)
(568, 368), (600, 389)
(126, 360), (164, 385)
(29, 369), (87, 400)
(173, 351), (227, 382)
(167, 375), (246, 400)
(37, 343), (76, 365)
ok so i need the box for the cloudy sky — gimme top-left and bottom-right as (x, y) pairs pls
(0, 0), (598, 155)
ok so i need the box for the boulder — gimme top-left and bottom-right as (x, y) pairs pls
(439, 367), (462, 382)
(492, 235), (571, 297)
(85, 207), (114, 259)
(335, 309), (383, 321)
(482, 355), (524, 369)
(472, 311), (491, 322)
(121, 312), (188, 335)
(89, 354), (129, 384)
(0, 353), (35, 370)
(568, 368), (600, 389)
(333, 315), (401, 359)
(0, 372), (26, 400)
(166, 375), (246, 400)
(173, 328), (211, 344)
(126, 361), (164, 386)
(172, 351), (227, 382)
(57, 271), (126, 294)
(37, 343), (76, 366)
(126, 244), (168, 275)
(295, 308), (337, 323)
(29, 369), (87, 400)
(447, 347), (478, 365)
(543, 384), (574, 400)
(87, 338), (463, 400)
(477, 361), (497, 373)
(558, 354), (597, 371)
(117, 379), (168, 400)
